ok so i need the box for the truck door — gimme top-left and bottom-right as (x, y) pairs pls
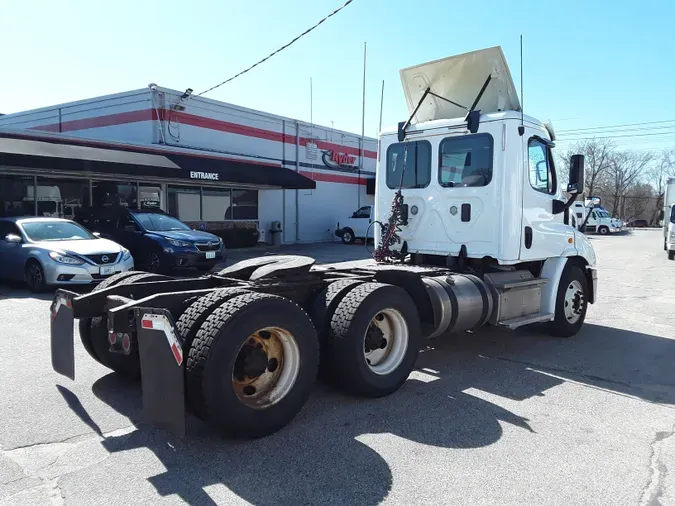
(519, 134), (570, 260)
(350, 206), (372, 239)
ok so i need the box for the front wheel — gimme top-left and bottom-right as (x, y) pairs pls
(25, 260), (46, 293)
(598, 226), (609, 235)
(547, 264), (588, 338)
(668, 250), (675, 261)
(341, 229), (355, 245)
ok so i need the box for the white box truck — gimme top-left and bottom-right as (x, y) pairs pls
(664, 176), (675, 259)
(49, 46), (597, 440)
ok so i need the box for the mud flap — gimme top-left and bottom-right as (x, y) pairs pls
(50, 289), (78, 380)
(134, 308), (186, 438)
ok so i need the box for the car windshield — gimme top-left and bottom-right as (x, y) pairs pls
(134, 213), (191, 232)
(21, 221), (96, 241)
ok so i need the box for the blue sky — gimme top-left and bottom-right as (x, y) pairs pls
(2, 0), (674, 154)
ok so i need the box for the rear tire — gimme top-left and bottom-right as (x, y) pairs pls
(79, 270), (147, 365)
(322, 282), (422, 398)
(310, 279), (366, 381)
(88, 272), (171, 380)
(186, 292), (319, 438)
(547, 264), (588, 338)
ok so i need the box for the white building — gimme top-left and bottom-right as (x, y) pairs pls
(0, 86), (376, 246)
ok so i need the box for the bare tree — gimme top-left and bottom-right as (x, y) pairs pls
(607, 151), (653, 217)
(557, 138), (614, 198)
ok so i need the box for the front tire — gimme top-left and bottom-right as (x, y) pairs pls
(598, 226), (609, 235)
(547, 264), (588, 338)
(322, 282), (422, 398)
(341, 229), (355, 245)
(25, 260), (46, 293)
(187, 292), (319, 438)
(668, 250), (675, 261)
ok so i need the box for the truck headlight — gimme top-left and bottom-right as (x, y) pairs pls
(49, 251), (84, 265)
(122, 248), (131, 261)
(669, 231), (675, 242)
(167, 238), (191, 248)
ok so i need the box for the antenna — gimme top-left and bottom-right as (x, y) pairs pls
(518, 35), (525, 136)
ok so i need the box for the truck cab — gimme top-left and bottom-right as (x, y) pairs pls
(374, 46), (596, 319)
(335, 204), (374, 244)
(572, 200), (622, 234)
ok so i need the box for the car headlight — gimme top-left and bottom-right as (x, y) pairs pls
(122, 248), (131, 261)
(49, 251), (84, 265)
(167, 238), (191, 248)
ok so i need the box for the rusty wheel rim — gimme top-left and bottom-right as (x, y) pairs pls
(232, 327), (300, 410)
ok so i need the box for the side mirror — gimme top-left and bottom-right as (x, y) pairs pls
(124, 225), (138, 232)
(567, 154), (585, 194)
(5, 234), (22, 243)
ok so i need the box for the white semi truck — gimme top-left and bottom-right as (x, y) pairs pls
(664, 176), (675, 259)
(572, 199), (624, 234)
(49, 46), (597, 440)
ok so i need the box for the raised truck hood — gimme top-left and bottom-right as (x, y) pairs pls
(399, 46), (521, 123)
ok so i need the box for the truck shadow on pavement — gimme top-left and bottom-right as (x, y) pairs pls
(57, 322), (675, 506)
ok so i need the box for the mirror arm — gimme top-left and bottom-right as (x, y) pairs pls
(553, 191), (581, 215)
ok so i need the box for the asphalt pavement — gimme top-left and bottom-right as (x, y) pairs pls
(1, 230), (674, 506)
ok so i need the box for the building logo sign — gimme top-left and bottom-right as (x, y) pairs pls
(321, 150), (357, 170)
(190, 171), (220, 181)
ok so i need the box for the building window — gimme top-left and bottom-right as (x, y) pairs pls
(385, 141), (431, 189)
(168, 186), (201, 221)
(0, 175), (35, 217)
(202, 188), (231, 221)
(438, 134), (493, 188)
(139, 184), (162, 209)
(36, 177), (90, 219)
(227, 189), (258, 220)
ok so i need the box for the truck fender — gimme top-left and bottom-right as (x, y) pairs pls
(540, 256), (593, 315)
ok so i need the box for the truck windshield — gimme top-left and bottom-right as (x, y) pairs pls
(21, 221), (96, 241)
(134, 213), (191, 232)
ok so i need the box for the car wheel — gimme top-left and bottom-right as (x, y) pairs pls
(25, 260), (46, 293)
(145, 250), (165, 274)
(341, 229), (355, 245)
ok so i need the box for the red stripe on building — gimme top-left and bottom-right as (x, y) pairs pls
(300, 170), (369, 185)
(29, 108), (378, 159)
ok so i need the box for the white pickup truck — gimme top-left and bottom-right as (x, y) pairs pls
(334, 205), (374, 244)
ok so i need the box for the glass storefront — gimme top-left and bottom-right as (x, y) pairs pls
(168, 185), (258, 221)
(0, 174), (258, 224)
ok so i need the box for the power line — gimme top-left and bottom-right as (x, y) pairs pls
(557, 118), (675, 134)
(197, 0), (355, 97)
(557, 131), (675, 142)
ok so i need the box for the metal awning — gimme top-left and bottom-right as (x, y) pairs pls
(0, 132), (316, 190)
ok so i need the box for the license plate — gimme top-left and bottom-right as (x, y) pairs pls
(205, 251), (216, 259)
(100, 265), (115, 275)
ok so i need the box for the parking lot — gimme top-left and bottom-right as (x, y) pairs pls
(1, 229), (673, 506)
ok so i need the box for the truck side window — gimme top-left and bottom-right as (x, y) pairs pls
(527, 138), (556, 195)
(576, 212), (583, 219)
(353, 206), (371, 218)
(438, 133), (493, 188)
(385, 141), (431, 189)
